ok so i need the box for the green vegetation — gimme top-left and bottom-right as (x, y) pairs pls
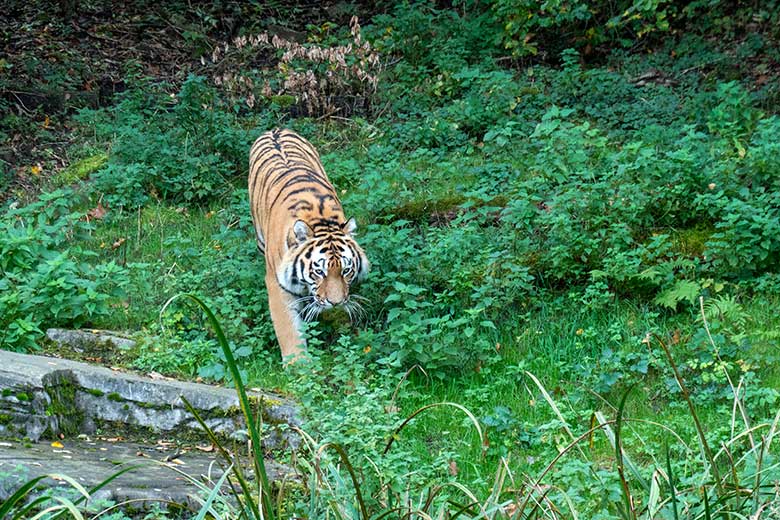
(2, 0), (780, 518)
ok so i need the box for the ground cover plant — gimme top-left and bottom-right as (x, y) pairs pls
(2, 0), (780, 517)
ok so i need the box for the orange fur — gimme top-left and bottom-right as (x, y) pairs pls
(248, 129), (368, 362)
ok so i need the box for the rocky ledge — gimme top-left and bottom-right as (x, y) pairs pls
(0, 346), (300, 514)
(0, 349), (298, 449)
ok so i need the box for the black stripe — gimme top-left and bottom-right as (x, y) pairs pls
(273, 173), (331, 193)
(249, 140), (276, 166)
(250, 152), (285, 196)
(350, 244), (362, 275)
(277, 281), (300, 297)
(287, 200), (314, 212)
(271, 186), (320, 209)
(316, 193), (336, 213)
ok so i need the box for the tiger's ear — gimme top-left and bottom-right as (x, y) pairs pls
(289, 220), (312, 247)
(343, 217), (357, 235)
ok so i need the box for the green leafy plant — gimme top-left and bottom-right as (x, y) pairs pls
(0, 189), (131, 351)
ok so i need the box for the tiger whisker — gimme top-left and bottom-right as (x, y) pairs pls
(302, 300), (324, 322)
(343, 299), (366, 325)
(290, 295), (315, 307)
(296, 299), (317, 322)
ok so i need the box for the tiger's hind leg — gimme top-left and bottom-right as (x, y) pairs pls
(265, 272), (306, 364)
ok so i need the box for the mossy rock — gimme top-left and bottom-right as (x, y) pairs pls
(52, 152), (108, 187)
(44, 371), (83, 437)
(380, 194), (509, 225)
(672, 225), (714, 257)
(270, 95), (297, 108)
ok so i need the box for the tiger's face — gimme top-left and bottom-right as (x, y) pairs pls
(279, 218), (368, 321)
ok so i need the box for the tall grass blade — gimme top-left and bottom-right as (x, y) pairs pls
(317, 442), (369, 520)
(665, 443), (679, 520)
(0, 475), (51, 519)
(180, 394), (260, 519)
(594, 411), (650, 494)
(702, 486), (712, 520)
(515, 420), (616, 518)
(526, 370), (611, 495)
(383, 402), (486, 456)
(29, 496), (84, 520)
(653, 334), (723, 496)
(525, 371), (587, 459)
(647, 471), (661, 520)
(5, 469), (134, 520)
(194, 463), (234, 520)
(752, 436), (765, 515)
(163, 293), (274, 520)
(614, 385), (637, 520)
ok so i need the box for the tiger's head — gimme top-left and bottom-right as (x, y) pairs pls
(279, 218), (369, 321)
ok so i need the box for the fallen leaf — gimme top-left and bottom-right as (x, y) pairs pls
(51, 441), (64, 448)
(195, 444), (215, 453)
(112, 237), (127, 249)
(31, 164), (42, 176)
(88, 202), (108, 220)
(43, 115), (51, 128)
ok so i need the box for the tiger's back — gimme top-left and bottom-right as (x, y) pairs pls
(248, 128), (368, 362)
(249, 128), (344, 265)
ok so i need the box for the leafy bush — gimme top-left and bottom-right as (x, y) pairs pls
(77, 75), (263, 208)
(0, 189), (130, 351)
(490, 0), (674, 57)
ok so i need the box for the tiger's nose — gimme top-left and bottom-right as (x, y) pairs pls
(316, 296), (337, 307)
(325, 296), (344, 306)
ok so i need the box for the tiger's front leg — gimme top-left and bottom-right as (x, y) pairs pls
(264, 272), (306, 364)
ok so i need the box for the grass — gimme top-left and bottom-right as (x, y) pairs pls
(41, 142), (779, 511)
(3, 2), (780, 517)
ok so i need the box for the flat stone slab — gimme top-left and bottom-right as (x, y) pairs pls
(0, 437), (295, 513)
(0, 350), (298, 449)
(46, 327), (137, 352)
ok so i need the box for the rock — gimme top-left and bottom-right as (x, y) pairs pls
(46, 327), (137, 351)
(0, 350), (299, 450)
(0, 437), (296, 513)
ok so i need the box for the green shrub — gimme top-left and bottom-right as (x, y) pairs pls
(490, 0), (673, 57)
(76, 75), (266, 208)
(0, 189), (131, 351)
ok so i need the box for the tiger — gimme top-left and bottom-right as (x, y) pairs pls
(248, 128), (369, 362)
